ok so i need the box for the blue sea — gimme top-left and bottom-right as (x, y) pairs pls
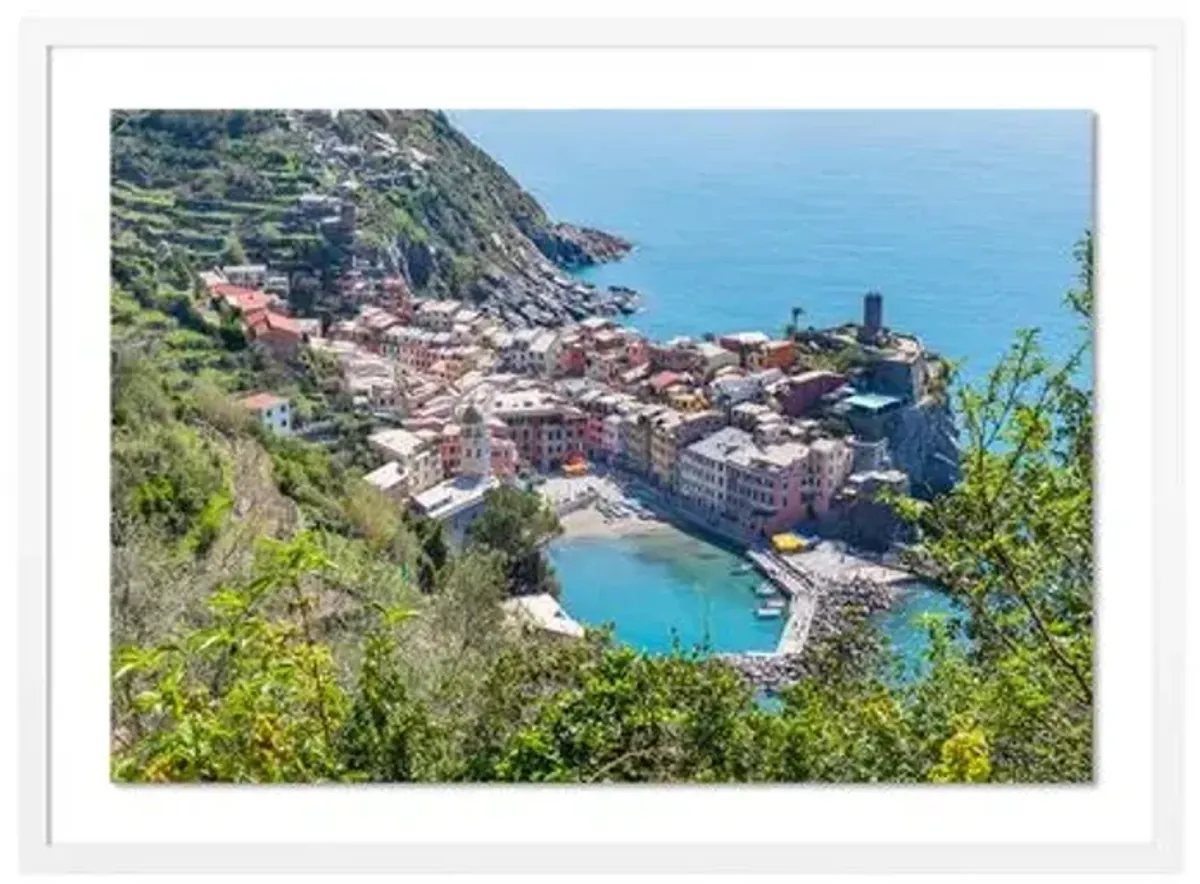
(454, 110), (1091, 659)
(452, 110), (1093, 384)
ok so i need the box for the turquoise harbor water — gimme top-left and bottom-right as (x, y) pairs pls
(548, 532), (784, 655)
(549, 530), (960, 660)
(455, 110), (1091, 660)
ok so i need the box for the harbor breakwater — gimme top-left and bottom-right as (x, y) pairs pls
(719, 568), (905, 694)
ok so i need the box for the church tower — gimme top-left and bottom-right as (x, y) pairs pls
(460, 403), (492, 479)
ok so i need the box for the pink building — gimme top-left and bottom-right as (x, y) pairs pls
(583, 413), (607, 457)
(558, 340), (588, 376)
(625, 336), (649, 367)
(679, 427), (854, 539)
(439, 424), (463, 476)
(490, 437), (518, 479)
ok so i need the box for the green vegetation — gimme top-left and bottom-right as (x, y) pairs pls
(110, 109), (582, 306)
(467, 485), (564, 597)
(110, 235), (1093, 782)
(108, 108), (1094, 783)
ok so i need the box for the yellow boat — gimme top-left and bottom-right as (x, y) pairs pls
(770, 532), (807, 553)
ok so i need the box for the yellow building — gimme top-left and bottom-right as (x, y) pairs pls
(649, 411), (684, 488)
(668, 389), (709, 413)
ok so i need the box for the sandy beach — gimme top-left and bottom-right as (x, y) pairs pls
(558, 506), (673, 540)
(543, 474), (674, 540)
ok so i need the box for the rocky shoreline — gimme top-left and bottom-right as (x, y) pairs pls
(532, 222), (633, 269)
(469, 255), (642, 330)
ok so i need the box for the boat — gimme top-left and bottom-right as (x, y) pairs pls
(755, 606), (785, 619)
(755, 583), (778, 598)
(732, 562), (755, 575)
(763, 597), (787, 609)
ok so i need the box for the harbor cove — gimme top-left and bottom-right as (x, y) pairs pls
(446, 110), (1091, 671)
(549, 528), (949, 662)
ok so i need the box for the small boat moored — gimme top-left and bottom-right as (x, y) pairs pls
(755, 606), (785, 619)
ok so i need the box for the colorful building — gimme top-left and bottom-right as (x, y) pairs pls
(368, 427), (444, 497)
(780, 370), (848, 418)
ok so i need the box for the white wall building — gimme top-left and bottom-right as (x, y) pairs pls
(238, 392), (293, 435)
(810, 437), (855, 512)
(529, 330), (561, 376)
(368, 427), (444, 496)
(677, 426), (752, 515)
(222, 264), (268, 288)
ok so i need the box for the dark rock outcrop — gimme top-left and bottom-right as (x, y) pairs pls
(531, 222), (633, 270)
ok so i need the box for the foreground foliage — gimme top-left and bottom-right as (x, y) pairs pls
(110, 189), (1095, 781)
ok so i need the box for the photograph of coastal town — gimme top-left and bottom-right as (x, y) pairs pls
(110, 110), (1094, 784)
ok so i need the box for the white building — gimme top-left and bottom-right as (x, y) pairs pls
(368, 427), (443, 496)
(413, 299), (463, 332)
(411, 474), (500, 549)
(363, 461), (408, 501)
(499, 328), (539, 374)
(695, 341), (739, 376)
(677, 426), (752, 515)
(238, 392), (292, 435)
(809, 437), (855, 511)
(459, 403), (492, 478)
(528, 330), (561, 376)
(222, 264), (268, 288)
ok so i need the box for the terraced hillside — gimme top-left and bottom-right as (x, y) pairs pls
(110, 110), (637, 325)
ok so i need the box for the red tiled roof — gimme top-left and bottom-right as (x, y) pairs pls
(649, 371), (683, 392)
(265, 311), (301, 335)
(245, 310), (302, 339)
(237, 392), (288, 412)
(213, 283), (272, 314)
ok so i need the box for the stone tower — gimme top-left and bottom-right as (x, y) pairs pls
(860, 291), (883, 342)
(460, 403), (492, 479)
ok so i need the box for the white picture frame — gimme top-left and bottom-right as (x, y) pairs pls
(17, 14), (1185, 875)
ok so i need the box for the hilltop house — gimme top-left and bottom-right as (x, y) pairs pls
(237, 392), (292, 435)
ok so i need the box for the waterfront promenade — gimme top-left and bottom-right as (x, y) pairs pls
(746, 549), (819, 655)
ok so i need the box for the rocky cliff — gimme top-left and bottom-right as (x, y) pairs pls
(110, 109), (638, 325)
(883, 398), (960, 497)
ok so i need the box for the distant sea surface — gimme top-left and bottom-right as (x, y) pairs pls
(451, 110), (1093, 385)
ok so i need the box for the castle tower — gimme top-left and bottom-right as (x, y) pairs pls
(460, 403), (492, 479)
(860, 291), (883, 342)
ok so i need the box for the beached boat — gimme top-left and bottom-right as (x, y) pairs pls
(755, 606), (784, 619)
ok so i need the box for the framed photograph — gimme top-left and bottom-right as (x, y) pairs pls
(18, 13), (1185, 875)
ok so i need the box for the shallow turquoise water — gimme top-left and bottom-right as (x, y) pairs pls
(549, 532), (784, 655)
(551, 532), (962, 666)
(872, 583), (967, 679)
